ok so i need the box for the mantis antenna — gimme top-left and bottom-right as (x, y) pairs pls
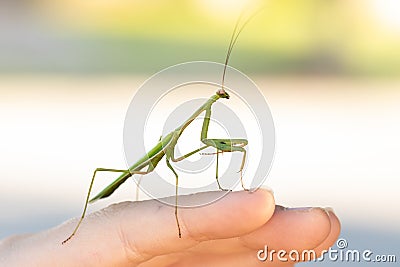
(221, 8), (265, 91)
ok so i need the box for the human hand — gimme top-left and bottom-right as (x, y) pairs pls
(0, 189), (340, 266)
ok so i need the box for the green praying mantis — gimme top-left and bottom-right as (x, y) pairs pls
(62, 11), (260, 244)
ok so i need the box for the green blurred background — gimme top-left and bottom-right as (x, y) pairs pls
(1, 1), (399, 266)
(1, 0), (399, 76)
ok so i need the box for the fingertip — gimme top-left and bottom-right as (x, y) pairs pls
(281, 207), (333, 250)
(327, 210), (341, 236)
(326, 210), (341, 245)
(240, 206), (333, 251)
(313, 209), (341, 252)
(248, 188), (275, 223)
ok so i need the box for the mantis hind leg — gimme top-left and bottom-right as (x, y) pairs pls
(62, 168), (129, 244)
(62, 168), (149, 244)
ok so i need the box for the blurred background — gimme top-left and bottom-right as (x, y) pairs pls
(1, 0), (400, 75)
(0, 0), (399, 265)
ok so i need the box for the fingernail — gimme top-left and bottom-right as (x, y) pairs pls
(323, 207), (335, 213)
(253, 185), (274, 195)
(286, 207), (316, 212)
(321, 207), (335, 217)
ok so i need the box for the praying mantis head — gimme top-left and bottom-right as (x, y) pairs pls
(216, 88), (230, 99)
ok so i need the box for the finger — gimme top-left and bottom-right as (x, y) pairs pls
(172, 205), (333, 257)
(240, 206), (332, 252)
(310, 210), (341, 259)
(134, 208), (340, 267)
(280, 209), (341, 263)
(121, 189), (275, 260)
(56, 189), (275, 266)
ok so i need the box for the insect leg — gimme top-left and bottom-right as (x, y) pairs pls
(166, 159), (182, 238)
(63, 168), (153, 244)
(214, 148), (231, 191)
(171, 145), (209, 162)
(62, 168), (130, 244)
(200, 105), (249, 190)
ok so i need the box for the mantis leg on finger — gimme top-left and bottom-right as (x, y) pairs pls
(165, 158), (181, 238)
(63, 168), (128, 244)
(62, 167), (155, 244)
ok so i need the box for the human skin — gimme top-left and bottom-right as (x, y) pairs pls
(0, 189), (340, 267)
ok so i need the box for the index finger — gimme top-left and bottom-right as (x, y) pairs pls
(56, 189), (275, 266)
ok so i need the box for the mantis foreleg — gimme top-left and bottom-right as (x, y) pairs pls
(171, 145), (209, 162)
(200, 106), (249, 190)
